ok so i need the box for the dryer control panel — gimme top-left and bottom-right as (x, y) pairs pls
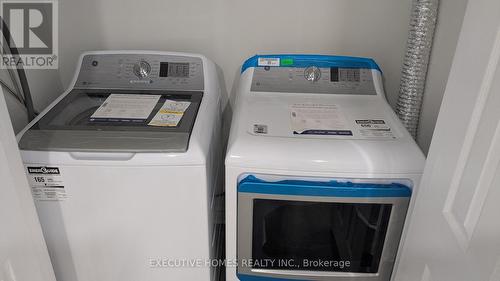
(251, 66), (376, 95)
(75, 54), (204, 91)
(244, 55), (379, 95)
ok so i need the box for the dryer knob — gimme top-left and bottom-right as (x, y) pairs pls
(133, 61), (151, 78)
(304, 66), (321, 82)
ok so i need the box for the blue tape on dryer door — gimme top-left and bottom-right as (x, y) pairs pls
(238, 175), (412, 197)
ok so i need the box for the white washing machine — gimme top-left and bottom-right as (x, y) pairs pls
(225, 55), (425, 281)
(18, 51), (224, 281)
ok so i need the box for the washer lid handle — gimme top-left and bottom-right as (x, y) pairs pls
(69, 152), (135, 161)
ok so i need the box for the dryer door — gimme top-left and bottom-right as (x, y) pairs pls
(237, 175), (411, 281)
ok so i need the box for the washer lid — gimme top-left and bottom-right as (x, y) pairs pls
(18, 90), (202, 152)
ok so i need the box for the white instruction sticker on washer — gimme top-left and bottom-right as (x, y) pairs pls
(26, 166), (67, 201)
(90, 94), (160, 121)
(258, 57), (280, 67)
(355, 119), (395, 138)
(290, 103), (353, 136)
(148, 100), (191, 127)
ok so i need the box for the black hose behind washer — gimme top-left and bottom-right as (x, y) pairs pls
(1, 16), (36, 121)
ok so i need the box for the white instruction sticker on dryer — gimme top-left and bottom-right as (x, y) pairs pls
(26, 166), (67, 201)
(355, 119), (395, 139)
(291, 103), (353, 136)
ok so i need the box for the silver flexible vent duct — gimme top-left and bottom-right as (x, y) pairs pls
(396, 0), (439, 139)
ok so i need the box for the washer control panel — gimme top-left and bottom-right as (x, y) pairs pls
(251, 66), (376, 95)
(75, 54), (204, 91)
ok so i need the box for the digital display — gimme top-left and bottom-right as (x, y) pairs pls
(330, 67), (339, 82)
(159, 62), (190, 77)
(330, 67), (360, 82)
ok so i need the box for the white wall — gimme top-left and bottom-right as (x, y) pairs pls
(9, 0), (467, 152)
(57, 0), (412, 102)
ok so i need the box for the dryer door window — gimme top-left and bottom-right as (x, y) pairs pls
(251, 199), (392, 273)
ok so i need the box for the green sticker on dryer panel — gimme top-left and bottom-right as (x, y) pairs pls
(281, 58), (294, 66)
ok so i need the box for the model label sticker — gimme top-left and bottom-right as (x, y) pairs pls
(253, 124), (268, 134)
(290, 103), (352, 136)
(26, 166), (66, 201)
(355, 119), (395, 138)
(258, 57), (280, 67)
(148, 100), (191, 127)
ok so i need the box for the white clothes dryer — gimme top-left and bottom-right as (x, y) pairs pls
(225, 55), (425, 281)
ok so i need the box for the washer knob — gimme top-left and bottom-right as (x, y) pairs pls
(133, 61), (151, 78)
(304, 66), (321, 82)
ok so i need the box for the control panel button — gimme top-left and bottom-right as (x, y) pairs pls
(304, 66), (321, 82)
(133, 60), (152, 79)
